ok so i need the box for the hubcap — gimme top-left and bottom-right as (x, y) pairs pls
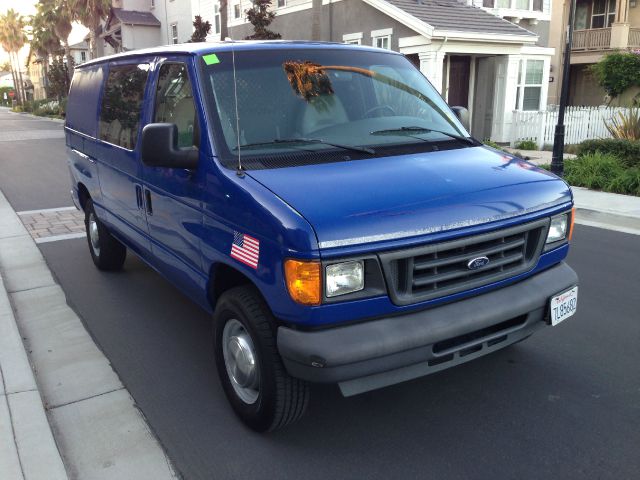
(89, 213), (100, 257)
(222, 319), (260, 404)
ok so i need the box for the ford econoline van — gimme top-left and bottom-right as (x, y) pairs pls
(65, 41), (578, 431)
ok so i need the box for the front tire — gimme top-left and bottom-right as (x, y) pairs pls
(214, 285), (310, 432)
(85, 199), (126, 271)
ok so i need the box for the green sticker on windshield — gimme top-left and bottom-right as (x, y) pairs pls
(203, 53), (220, 65)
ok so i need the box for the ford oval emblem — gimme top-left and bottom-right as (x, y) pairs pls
(467, 256), (490, 270)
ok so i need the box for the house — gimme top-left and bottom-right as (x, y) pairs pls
(98, 0), (195, 56)
(27, 51), (47, 100)
(193, 0), (554, 142)
(548, 0), (640, 106)
(70, 41), (90, 65)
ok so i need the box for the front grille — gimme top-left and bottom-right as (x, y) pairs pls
(379, 219), (549, 306)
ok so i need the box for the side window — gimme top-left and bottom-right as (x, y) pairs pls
(154, 63), (197, 149)
(99, 64), (149, 150)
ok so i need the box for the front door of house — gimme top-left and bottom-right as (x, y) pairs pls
(448, 56), (471, 108)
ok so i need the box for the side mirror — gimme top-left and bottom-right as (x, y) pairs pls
(450, 106), (470, 132)
(141, 123), (199, 170)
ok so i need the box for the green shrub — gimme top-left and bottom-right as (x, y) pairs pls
(590, 52), (640, 98)
(577, 138), (640, 168)
(515, 139), (538, 150)
(483, 139), (503, 150)
(564, 153), (625, 190)
(608, 167), (640, 196)
(483, 140), (524, 158)
(605, 107), (640, 140)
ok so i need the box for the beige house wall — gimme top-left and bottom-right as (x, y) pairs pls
(548, 0), (640, 106)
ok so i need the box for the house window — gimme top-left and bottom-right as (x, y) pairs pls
(171, 23), (178, 44)
(373, 36), (390, 49)
(371, 28), (392, 50)
(484, 0), (543, 10)
(591, 0), (616, 28)
(515, 59), (544, 111)
(81, 51), (86, 62)
(343, 32), (363, 45)
(277, 0), (286, 6)
(150, 0), (155, 7)
(234, 3), (241, 18)
(214, 4), (221, 34)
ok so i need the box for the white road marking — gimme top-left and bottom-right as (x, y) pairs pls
(35, 232), (86, 244)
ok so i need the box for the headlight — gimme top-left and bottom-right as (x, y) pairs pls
(326, 261), (364, 298)
(546, 213), (569, 243)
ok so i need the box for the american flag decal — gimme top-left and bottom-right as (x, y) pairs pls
(230, 231), (260, 269)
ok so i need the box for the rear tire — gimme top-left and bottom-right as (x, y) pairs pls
(85, 199), (126, 271)
(214, 285), (310, 432)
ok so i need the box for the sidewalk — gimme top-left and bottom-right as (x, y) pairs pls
(572, 187), (640, 236)
(0, 189), (177, 480)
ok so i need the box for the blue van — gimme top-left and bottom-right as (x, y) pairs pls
(66, 41), (578, 431)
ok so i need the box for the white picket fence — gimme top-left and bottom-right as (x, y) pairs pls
(510, 106), (630, 147)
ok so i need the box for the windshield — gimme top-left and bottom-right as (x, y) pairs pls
(200, 47), (470, 169)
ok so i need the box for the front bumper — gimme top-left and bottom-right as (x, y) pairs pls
(277, 262), (578, 396)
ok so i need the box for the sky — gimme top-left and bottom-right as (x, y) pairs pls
(0, 0), (89, 66)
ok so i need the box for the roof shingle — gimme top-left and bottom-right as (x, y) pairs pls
(386, 0), (536, 36)
(112, 8), (161, 27)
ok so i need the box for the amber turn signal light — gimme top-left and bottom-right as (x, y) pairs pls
(284, 259), (321, 306)
(568, 207), (576, 241)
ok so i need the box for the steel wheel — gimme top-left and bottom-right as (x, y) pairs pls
(222, 318), (260, 404)
(88, 213), (100, 257)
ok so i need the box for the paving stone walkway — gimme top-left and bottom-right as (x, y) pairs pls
(17, 207), (85, 243)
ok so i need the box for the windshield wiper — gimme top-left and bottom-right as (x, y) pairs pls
(234, 137), (375, 154)
(371, 126), (479, 146)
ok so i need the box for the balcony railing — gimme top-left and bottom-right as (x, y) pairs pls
(572, 28), (612, 51)
(629, 28), (640, 48)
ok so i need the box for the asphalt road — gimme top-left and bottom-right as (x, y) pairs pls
(1, 109), (639, 480)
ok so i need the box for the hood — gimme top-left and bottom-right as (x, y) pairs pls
(247, 147), (571, 249)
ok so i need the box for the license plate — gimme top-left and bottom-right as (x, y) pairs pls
(549, 286), (578, 326)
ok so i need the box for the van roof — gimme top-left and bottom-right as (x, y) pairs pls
(77, 40), (399, 69)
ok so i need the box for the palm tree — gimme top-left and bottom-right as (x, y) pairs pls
(0, 9), (28, 105)
(29, 0), (63, 96)
(220, 0), (228, 40)
(51, 0), (74, 81)
(68, 0), (111, 59)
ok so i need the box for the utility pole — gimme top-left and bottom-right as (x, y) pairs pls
(551, 0), (577, 177)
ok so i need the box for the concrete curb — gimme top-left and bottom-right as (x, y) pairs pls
(0, 189), (177, 480)
(2, 107), (65, 124)
(572, 186), (640, 236)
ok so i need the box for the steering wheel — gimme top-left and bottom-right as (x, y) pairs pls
(364, 105), (396, 118)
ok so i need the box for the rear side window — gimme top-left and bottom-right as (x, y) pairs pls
(99, 64), (149, 150)
(66, 66), (104, 137)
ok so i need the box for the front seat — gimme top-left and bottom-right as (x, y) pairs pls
(300, 95), (348, 135)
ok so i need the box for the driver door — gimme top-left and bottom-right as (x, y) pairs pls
(140, 58), (205, 287)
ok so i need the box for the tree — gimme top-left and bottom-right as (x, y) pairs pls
(0, 9), (28, 104)
(191, 15), (211, 42)
(245, 0), (281, 40)
(47, 54), (70, 100)
(590, 52), (640, 101)
(29, 0), (64, 95)
(220, 0), (228, 40)
(50, 0), (74, 82)
(68, 0), (111, 59)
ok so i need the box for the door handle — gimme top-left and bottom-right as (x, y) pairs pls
(135, 185), (143, 210)
(144, 189), (153, 216)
